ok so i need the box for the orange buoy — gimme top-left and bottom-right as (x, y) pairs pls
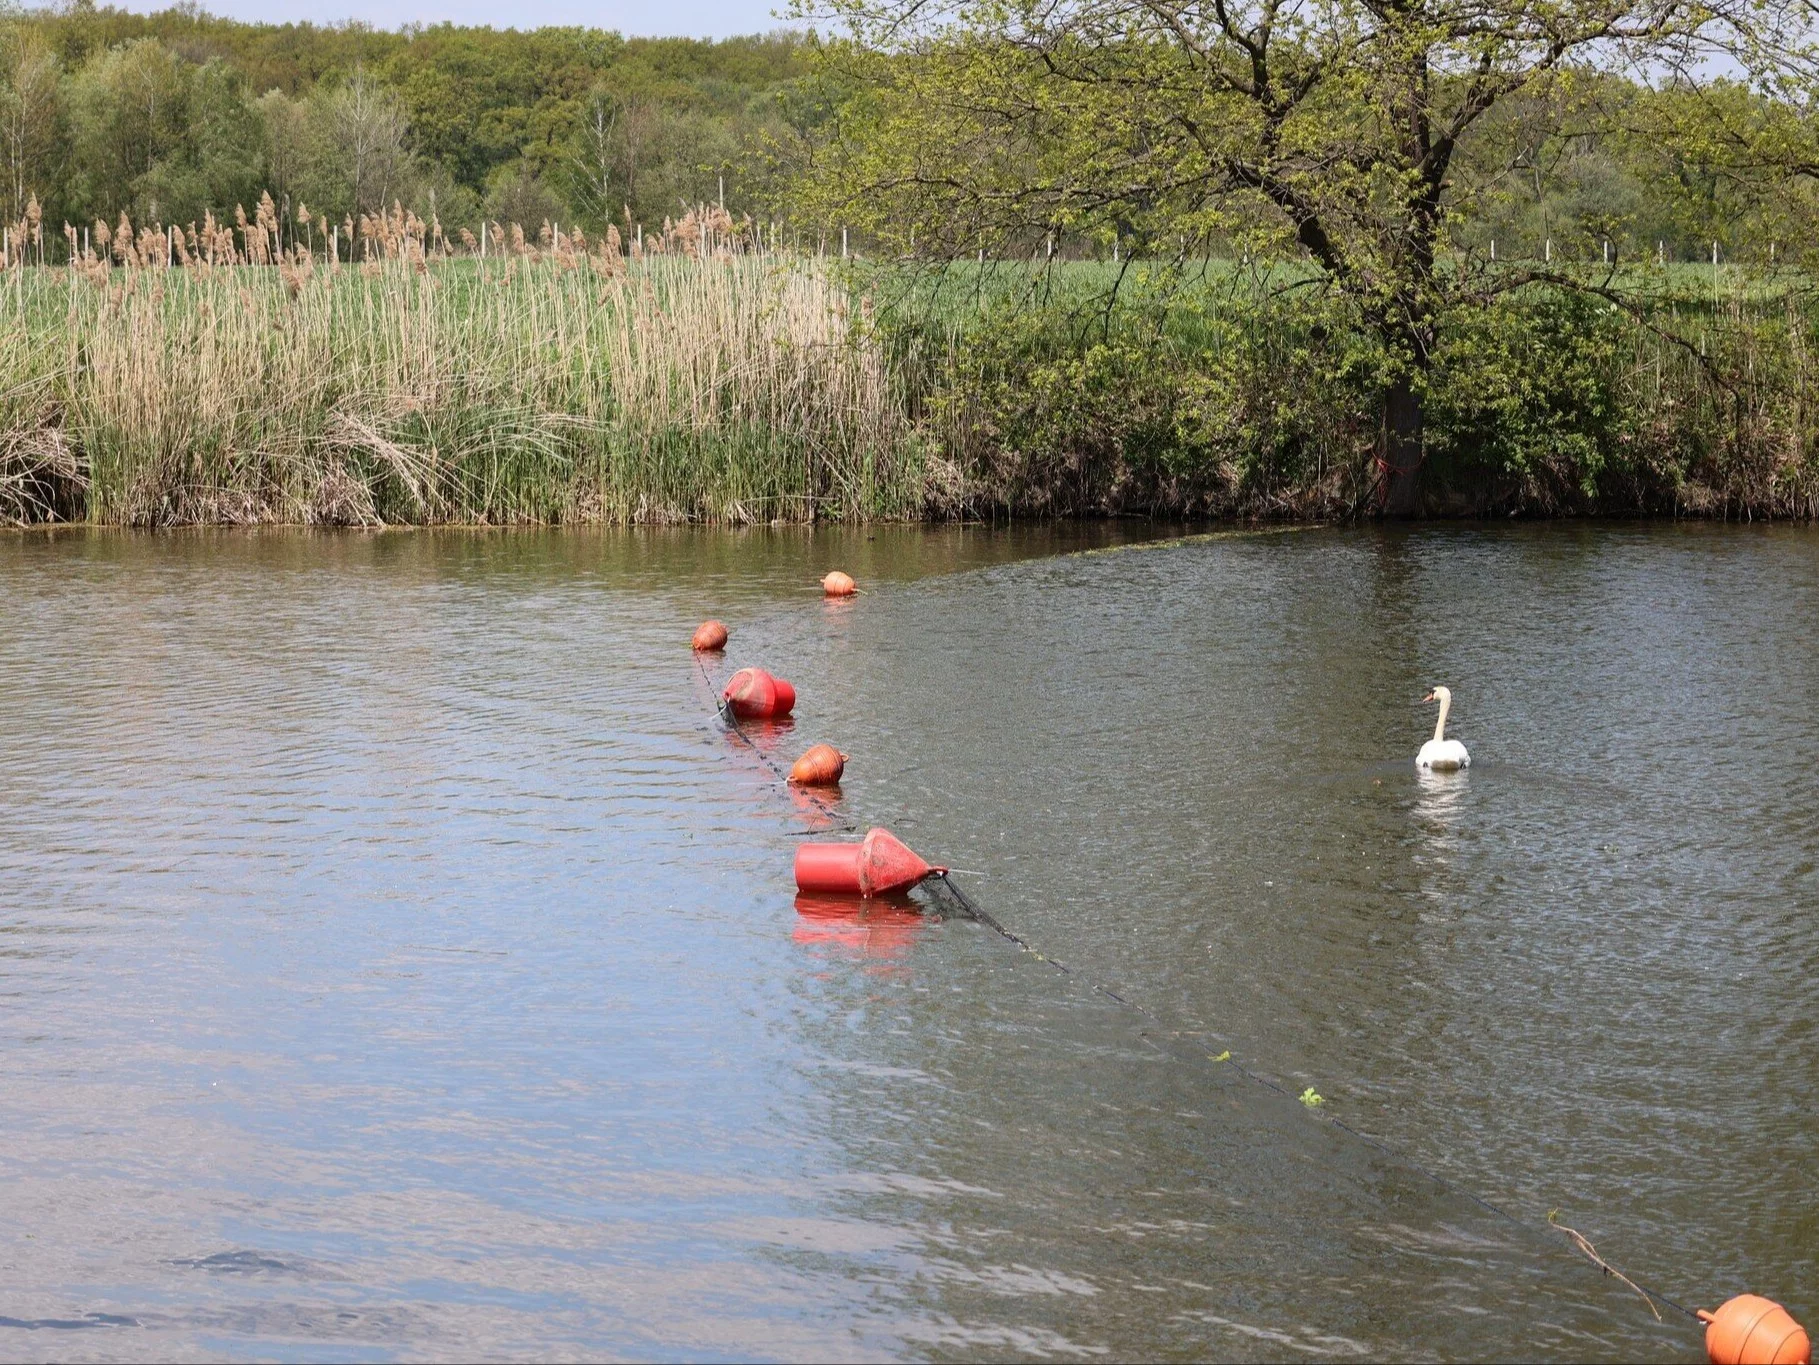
(794, 827), (938, 896)
(722, 667), (796, 720)
(692, 619), (728, 651)
(789, 743), (847, 786)
(822, 570), (857, 597)
(1700, 1296), (1810, 1365)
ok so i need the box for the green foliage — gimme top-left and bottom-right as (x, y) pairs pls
(794, 0), (1819, 515)
(881, 260), (1819, 518)
(0, 7), (809, 237)
(1426, 290), (1636, 497)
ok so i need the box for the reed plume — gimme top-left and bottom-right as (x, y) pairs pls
(0, 224), (926, 526)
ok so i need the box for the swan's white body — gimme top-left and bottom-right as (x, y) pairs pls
(1416, 686), (1470, 770)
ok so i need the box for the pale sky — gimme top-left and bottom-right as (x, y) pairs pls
(109, 0), (798, 41)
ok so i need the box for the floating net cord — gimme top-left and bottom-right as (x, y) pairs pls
(697, 654), (1704, 1333)
(699, 655), (854, 833)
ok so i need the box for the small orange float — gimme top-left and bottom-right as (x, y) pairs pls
(794, 827), (938, 896)
(789, 743), (847, 786)
(822, 570), (857, 597)
(691, 620), (728, 651)
(1700, 1296), (1810, 1365)
(722, 667), (796, 720)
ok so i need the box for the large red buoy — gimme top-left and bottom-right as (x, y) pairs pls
(794, 827), (937, 896)
(1700, 1296), (1810, 1365)
(822, 570), (856, 597)
(789, 743), (847, 786)
(723, 667), (796, 720)
(692, 620), (728, 651)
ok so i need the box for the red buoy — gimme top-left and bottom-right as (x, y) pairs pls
(789, 743), (847, 786)
(691, 620), (728, 651)
(794, 827), (937, 896)
(822, 570), (857, 597)
(1700, 1296), (1810, 1365)
(723, 667), (796, 720)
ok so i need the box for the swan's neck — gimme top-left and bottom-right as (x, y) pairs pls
(1432, 693), (1451, 744)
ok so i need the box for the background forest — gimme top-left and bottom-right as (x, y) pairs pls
(0, 3), (811, 239)
(3, 1), (1810, 262)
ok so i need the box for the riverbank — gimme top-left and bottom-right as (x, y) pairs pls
(3, 246), (1815, 525)
(876, 258), (1819, 522)
(0, 250), (924, 527)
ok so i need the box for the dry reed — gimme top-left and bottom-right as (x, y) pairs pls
(0, 202), (925, 526)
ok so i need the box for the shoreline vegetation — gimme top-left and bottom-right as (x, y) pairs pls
(4, 7), (1819, 525)
(0, 206), (927, 526)
(3, 205), (1815, 526)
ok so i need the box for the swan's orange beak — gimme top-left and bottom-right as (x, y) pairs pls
(1421, 690), (1437, 703)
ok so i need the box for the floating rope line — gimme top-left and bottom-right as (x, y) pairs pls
(1063, 523), (1320, 561)
(698, 652), (1703, 1334)
(697, 654), (853, 832)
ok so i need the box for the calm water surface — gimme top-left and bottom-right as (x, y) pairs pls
(1, 524), (1813, 1362)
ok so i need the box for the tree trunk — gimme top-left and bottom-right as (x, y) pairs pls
(1380, 373), (1424, 518)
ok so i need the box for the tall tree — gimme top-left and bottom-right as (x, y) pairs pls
(68, 36), (188, 220)
(0, 21), (62, 226)
(798, 0), (1816, 513)
(314, 66), (408, 218)
(565, 87), (663, 223)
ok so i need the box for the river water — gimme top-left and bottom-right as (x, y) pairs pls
(1, 524), (1812, 1362)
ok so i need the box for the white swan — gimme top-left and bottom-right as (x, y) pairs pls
(1416, 686), (1471, 770)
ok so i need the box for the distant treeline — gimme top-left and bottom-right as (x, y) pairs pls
(0, 4), (810, 243)
(6, 5), (1813, 268)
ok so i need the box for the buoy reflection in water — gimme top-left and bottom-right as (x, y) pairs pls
(792, 893), (926, 958)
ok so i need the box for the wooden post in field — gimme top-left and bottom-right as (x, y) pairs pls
(842, 226), (848, 258)
(1545, 238), (1551, 263)
(331, 224), (337, 266)
(718, 175), (724, 210)
(1490, 238), (1495, 261)
(1603, 239), (1609, 264)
